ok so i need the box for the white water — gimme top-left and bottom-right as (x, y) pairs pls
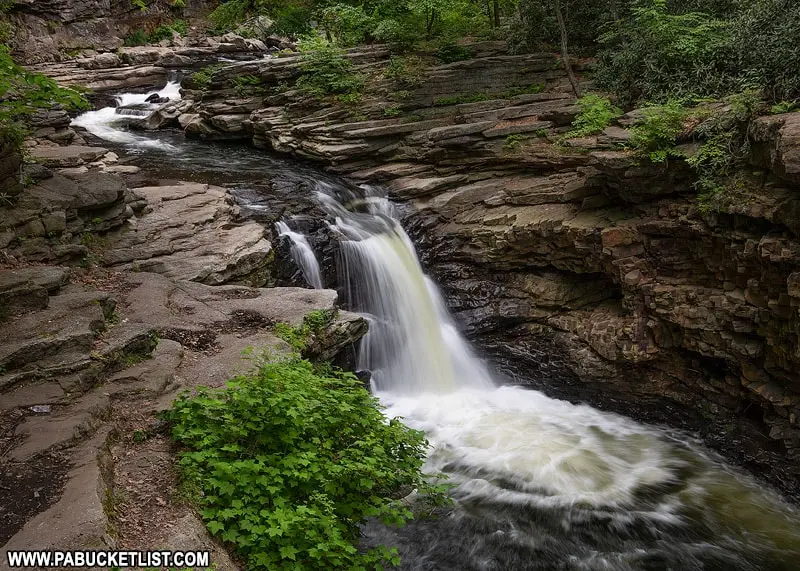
(317, 182), (800, 568)
(275, 221), (324, 289)
(71, 81), (182, 151)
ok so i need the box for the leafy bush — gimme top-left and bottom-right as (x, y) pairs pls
(503, 83), (544, 97)
(168, 355), (444, 571)
(209, 0), (252, 32)
(771, 100), (799, 115)
(384, 55), (426, 88)
(503, 134), (526, 150)
(148, 19), (187, 43)
(562, 94), (621, 139)
(508, 0), (615, 56)
(435, 42), (474, 63)
(123, 29), (149, 46)
(628, 99), (688, 162)
(295, 37), (364, 99)
(0, 46), (89, 149)
(688, 90), (762, 208)
(596, 0), (734, 105)
(320, 3), (374, 46)
(273, 309), (336, 353)
(270, 4), (313, 38)
(730, 0), (800, 102)
(189, 63), (224, 90)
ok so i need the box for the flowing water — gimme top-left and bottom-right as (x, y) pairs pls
(72, 80), (183, 150)
(74, 87), (800, 570)
(275, 221), (324, 289)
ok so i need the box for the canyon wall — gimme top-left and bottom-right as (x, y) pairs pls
(5, 0), (215, 63)
(180, 43), (800, 495)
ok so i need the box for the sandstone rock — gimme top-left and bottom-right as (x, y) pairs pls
(78, 52), (121, 70)
(0, 266), (70, 316)
(102, 183), (273, 286)
(750, 112), (800, 185)
(29, 145), (108, 168)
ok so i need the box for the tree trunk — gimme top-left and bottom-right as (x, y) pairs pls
(554, 0), (581, 98)
(493, 0), (500, 28)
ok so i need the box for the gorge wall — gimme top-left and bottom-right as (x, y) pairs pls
(5, 0), (215, 63)
(177, 42), (800, 495)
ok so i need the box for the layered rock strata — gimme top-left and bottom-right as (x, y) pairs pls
(182, 42), (800, 495)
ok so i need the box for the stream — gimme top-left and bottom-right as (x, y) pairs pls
(73, 85), (800, 571)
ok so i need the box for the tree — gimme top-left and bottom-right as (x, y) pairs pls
(554, 0), (581, 97)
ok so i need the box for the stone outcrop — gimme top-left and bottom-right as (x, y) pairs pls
(0, 162), (366, 558)
(181, 42), (800, 496)
(0, 263), (366, 557)
(5, 0), (219, 64)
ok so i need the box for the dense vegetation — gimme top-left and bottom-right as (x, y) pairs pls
(168, 354), (445, 570)
(203, 0), (798, 108)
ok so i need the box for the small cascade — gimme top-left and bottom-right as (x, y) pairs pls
(72, 80), (182, 150)
(275, 221), (324, 289)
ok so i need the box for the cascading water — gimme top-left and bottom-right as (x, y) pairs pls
(68, 80), (800, 567)
(315, 181), (800, 570)
(275, 221), (324, 289)
(72, 80), (182, 151)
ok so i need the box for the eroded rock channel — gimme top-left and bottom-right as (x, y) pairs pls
(3, 36), (800, 571)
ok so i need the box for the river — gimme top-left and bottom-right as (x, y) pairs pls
(72, 84), (800, 571)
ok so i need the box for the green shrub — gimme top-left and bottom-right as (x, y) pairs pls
(596, 0), (734, 105)
(730, 0), (800, 102)
(0, 46), (89, 150)
(167, 355), (446, 571)
(295, 37), (364, 99)
(190, 64), (224, 90)
(385, 55), (426, 88)
(628, 100), (689, 162)
(123, 29), (149, 46)
(503, 83), (545, 97)
(273, 309), (337, 353)
(270, 4), (313, 38)
(503, 134), (526, 150)
(320, 3), (373, 46)
(770, 100), (799, 115)
(562, 94), (621, 139)
(689, 90), (762, 209)
(148, 20), (187, 43)
(383, 105), (403, 117)
(435, 42), (475, 63)
(209, 0), (251, 32)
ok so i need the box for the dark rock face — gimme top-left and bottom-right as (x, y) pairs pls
(0, 139), (23, 199)
(183, 43), (800, 496)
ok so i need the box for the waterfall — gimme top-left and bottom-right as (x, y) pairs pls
(275, 221), (323, 289)
(318, 184), (493, 394)
(316, 181), (800, 569)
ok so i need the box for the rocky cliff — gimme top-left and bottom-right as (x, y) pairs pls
(180, 42), (800, 495)
(5, 0), (215, 63)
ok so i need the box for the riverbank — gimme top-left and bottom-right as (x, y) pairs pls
(0, 125), (366, 561)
